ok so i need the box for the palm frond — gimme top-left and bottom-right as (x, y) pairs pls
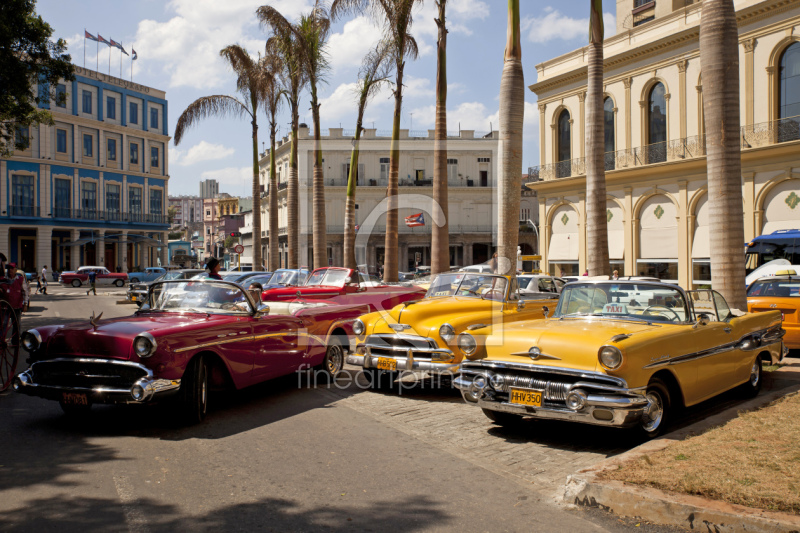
(174, 95), (249, 145)
(220, 44), (262, 98)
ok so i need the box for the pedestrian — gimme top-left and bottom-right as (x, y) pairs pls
(35, 273), (42, 294)
(612, 269), (619, 280)
(582, 269), (589, 276)
(205, 257), (223, 280)
(86, 269), (97, 295)
(40, 272), (48, 295)
(6, 263), (27, 344)
(41, 265), (47, 283)
(490, 252), (498, 274)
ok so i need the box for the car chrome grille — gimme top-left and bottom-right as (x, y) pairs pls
(31, 360), (149, 389)
(490, 373), (573, 401)
(365, 334), (439, 361)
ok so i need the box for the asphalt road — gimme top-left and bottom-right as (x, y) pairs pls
(0, 286), (689, 532)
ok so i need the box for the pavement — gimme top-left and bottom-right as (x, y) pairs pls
(0, 285), (795, 531)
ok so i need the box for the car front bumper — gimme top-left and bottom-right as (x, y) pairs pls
(346, 352), (460, 374)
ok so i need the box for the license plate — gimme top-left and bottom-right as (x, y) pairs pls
(509, 388), (543, 407)
(62, 392), (88, 406)
(130, 295), (137, 301)
(376, 357), (397, 371)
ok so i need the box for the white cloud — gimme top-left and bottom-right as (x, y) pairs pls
(327, 16), (384, 72)
(409, 100), (539, 141)
(173, 140), (235, 166)
(411, 0), (491, 54)
(200, 166), (254, 189)
(522, 7), (616, 44)
(404, 77), (434, 99)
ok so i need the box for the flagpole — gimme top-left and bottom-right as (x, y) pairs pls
(96, 39), (98, 71)
(83, 31), (86, 68)
(120, 49), (122, 79)
(108, 43), (111, 75)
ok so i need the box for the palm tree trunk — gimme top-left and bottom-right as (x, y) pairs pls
(432, 0), (449, 275)
(311, 93), (327, 269)
(585, 0), (609, 276)
(497, 0), (523, 277)
(383, 61), (404, 282)
(288, 102), (300, 269)
(701, 0), (745, 309)
(269, 123), (280, 271)
(250, 104), (262, 271)
(343, 122), (362, 271)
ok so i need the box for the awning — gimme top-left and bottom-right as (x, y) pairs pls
(608, 230), (624, 260)
(692, 226), (710, 258)
(548, 233), (578, 260)
(640, 226), (678, 259)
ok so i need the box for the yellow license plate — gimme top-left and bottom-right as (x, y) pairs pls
(62, 392), (88, 406)
(376, 357), (397, 371)
(130, 295), (137, 301)
(509, 388), (543, 407)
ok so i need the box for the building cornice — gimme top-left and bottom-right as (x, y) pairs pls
(7, 156), (170, 181)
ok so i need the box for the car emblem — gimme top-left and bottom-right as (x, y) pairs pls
(516, 346), (560, 361)
(390, 324), (411, 332)
(770, 304), (778, 308)
(89, 311), (103, 329)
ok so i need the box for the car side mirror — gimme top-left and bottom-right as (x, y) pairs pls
(344, 276), (352, 284)
(542, 305), (550, 318)
(255, 303), (270, 316)
(693, 313), (711, 328)
(517, 299), (526, 310)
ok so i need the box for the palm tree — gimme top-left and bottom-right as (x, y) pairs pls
(431, 0), (449, 276)
(343, 41), (393, 271)
(174, 44), (265, 268)
(263, 51), (284, 271)
(700, 0), (746, 308)
(497, 0), (524, 277)
(331, 0), (423, 282)
(585, 0), (609, 276)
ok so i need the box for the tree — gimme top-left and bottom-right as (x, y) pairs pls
(343, 42), (393, 271)
(701, 0), (746, 308)
(585, 0), (609, 276)
(0, 0), (74, 156)
(173, 45), (266, 271)
(331, 0), (423, 282)
(431, 0), (449, 275)
(497, 0), (524, 277)
(263, 51), (284, 272)
(167, 205), (178, 225)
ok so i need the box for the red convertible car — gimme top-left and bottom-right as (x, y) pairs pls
(261, 267), (426, 313)
(12, 279), (368, 422)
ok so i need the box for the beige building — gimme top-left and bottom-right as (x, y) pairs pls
(529, 0), (800, 286)
(257, 126), (536, 273)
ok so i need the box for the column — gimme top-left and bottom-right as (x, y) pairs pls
(678, 60), (688, 139)
(36, 226), (53, 271)
(144, 139), (150, 174)
(0, 222), (9, 262)
(766, 66), (776, 122)
(624, 78), (632, 150)
(160, 232), (168, 266)
(677, 181), (689, 289)
(578, 91), (586, 158)
(120, 231), (128, 272)
(538, 103), (547, 166)
(624, 187), (634, 276)
(743, 39), (756, 127)
(96, 230), (105, 267)
(99, 171), (105, 212)
(538, 198), (547, 269)
(664, 93), (671, 145)
(578, 194), (586, 273)
(70, 228), (80, 270)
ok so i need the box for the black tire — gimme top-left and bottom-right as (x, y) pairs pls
(114, 279), (124, 287)
(71, 279), (81, 287)
(639, 378), (671, 439)
(364, 368), (397, 390)
(741, 357), (762, 398)
(315, 336), (345, 383)
(59, 401), (92, 417)
(130, 278), (140, 284)
(180, 355), (208, 424)
(481, 408), (522, 426)
(135, 301), (143, 308)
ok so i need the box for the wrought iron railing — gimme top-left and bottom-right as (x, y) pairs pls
(741, 115), (800, 148)
(8, 205), (39, 217)
(42, 208), (168, 224)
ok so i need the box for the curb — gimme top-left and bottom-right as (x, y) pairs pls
(564, 381), (800, 532)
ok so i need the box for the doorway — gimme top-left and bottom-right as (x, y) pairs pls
(105, 243), (116, 272)
(19, 237), (35, 271)
(480, 171), (488, 187)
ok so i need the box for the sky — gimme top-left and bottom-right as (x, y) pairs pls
(37, 0), (617, 196)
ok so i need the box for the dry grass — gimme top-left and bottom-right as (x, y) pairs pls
(602, 391), (800, 514)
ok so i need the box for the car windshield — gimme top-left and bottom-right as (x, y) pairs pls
(269, 270), (298, 286)
(747, 279), (800, 297)
(304, 269), (350, 288)
(425, 273), (508, 301)
(555, 282), (690, 323)
(164, 271), (187, 280)
(148, 280), (254, 315)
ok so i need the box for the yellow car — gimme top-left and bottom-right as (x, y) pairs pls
(454, 280), (786, 438)
(347, 272), (557, 389)
(746, 271), (800, 350)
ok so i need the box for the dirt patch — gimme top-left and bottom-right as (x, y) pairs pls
(602, 391), (800, 515)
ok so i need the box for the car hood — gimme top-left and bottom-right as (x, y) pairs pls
(482, 318), (661, 372)
(384, 296), (500, 335)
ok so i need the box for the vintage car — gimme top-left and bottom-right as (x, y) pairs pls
(60, 266), (128, 287)
(261, 267), (426, 313)
(453, 280), (786, 438)
(346, 272), (558, 388)
(747, 270), (799, 349)
(127, 267), (167, 284)
(13, 279), (368, 422)
(127, 269), (205, 305)
(258, 269), (309, 289)
(518, 274), (566, 298)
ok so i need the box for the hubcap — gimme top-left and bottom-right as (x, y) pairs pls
(327, 345), (343, 374)
(200, 370), (207, 414)
(641, 391), (664, 432)
(750, 360), (761, 387)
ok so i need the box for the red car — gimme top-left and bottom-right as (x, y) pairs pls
(12, 279), (367, 422)
(261, 267), (426, 313)
(60, 266), (128, 287)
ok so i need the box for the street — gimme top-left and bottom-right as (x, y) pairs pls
(0, 286), (694, 531)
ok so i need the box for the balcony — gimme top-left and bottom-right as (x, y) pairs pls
(7, 205), (40, 217)
(47, 208), (169, 225)
(527, 115), (800, 182)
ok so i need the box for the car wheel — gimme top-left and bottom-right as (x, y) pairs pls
(481, 408), (522, 426)
(316, 336), (345, 383)
(59, 401), (92, 417)
(640, 378), (670, 439)
(135, 301), (142, 308)
(741, 357), (762, 398)
(71, 280), (81, 287)
(181, 355), (208, 424)
(130, 278), (139, 283)
(114, 279), (124, 287)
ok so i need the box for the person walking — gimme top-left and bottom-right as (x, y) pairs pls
(39, 272), (48, 295)
(6, 264), (27, 343)
(86, 269), (97, 295)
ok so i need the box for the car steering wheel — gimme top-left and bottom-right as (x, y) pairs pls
(483, 289), (504, 300)
(642, 305), (681, 322)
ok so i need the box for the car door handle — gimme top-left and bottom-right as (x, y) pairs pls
(724, 327), (732, 334)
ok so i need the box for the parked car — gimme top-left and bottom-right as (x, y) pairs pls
(13, 279), (370, 422)
(127, 267), (167, 284)
(221, 271), (273, 285)
(127, 269), (205, 306)
(517, 274), (565, 298)
(747, 269), (800, 349)
(260, 269), (309, 289)
(347, 272), (557, 389)
(59, 266), (128, 287)
(454, 280), (786, 438)
(461, 264), (494, 274)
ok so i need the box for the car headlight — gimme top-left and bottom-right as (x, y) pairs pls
(439, 323), (455, 343)
(598, 345), (623, 370)
(133, 333), (157, 358)
(21, 330), (41, 352)
(353, 319), (365, 336)
(458, 332), (477, 355)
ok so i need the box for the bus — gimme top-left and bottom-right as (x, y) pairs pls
(745, 229), (800, 274)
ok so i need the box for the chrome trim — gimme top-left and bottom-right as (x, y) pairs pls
(346, 353), (459, 373)
(598, 345), (623, 370)
(467, 323), (489, 331)
(459, 360), (627, 388)
(134, 332), (158, 358)
(476, 398), (644, 428)
(610, 333), (632, 342)
(22, 329), (42, 352)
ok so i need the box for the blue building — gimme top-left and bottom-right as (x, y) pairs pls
(1, 65), (170, 273)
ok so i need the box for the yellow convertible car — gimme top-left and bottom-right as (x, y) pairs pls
(346, 272), (557, 389)
(454, 280), (786, 438)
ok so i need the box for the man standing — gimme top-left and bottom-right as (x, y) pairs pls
(6, 264), (27, 342)
(86, 269), (97, 295)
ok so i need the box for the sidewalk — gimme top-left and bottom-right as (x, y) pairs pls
(564, 361), (800, 532)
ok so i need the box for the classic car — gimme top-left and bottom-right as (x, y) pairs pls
(60, 266), (128, 287)
(346, 272), (558, 389)
(13, 279), (368, 422)
(518, 274), (565, 298)
(127, 267), (167, 283)
(261, 267), (426, 313)
(127, 269), (205, 305)
(221, 271), (273, 284)
(747, 270), (800, 349)
(260, 269), (310, 289)
(453, 280), (786, 438)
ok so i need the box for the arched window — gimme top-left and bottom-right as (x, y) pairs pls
(648, 83), (667, 163)
(604, 97), (615, 170)
(779, 43), (800, 143)
(557, 109), (571, 178)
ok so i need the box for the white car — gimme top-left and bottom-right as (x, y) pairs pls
(461, 264), (494, 274)
(518, 274), (565, 298)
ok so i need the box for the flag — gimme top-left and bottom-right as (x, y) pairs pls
(84, 30), (99, 42)
(97, 34), (112, 47)
(404, 213), (425, 227)
(132, 48), (138, 60)
(111, 39), (129, 56)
